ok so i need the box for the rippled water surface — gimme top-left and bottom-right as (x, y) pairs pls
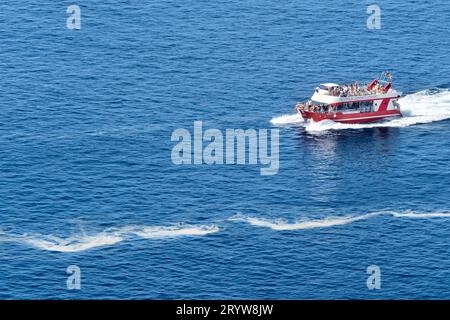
(1, 1), (450, 299)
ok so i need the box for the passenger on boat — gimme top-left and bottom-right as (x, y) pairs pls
(295, 102), (305, 112)
(326, 81), (379, 97)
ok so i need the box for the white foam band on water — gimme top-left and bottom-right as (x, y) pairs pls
(22, 233), (124, 253)
(230, 213), (380, 231)
(231, 211), (450, 231)
(270, 113), (304, 125)
(3, 210), (450, 252)
(271, 89), (450, 131)
(5, 224), (219, 253)
(131, 225), (220, 238)
(389, 212), (450, 218)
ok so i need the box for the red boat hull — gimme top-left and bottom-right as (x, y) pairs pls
(299, 109), (402, 124)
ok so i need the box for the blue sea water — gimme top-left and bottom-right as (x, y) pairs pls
(1, 0), (450, 299)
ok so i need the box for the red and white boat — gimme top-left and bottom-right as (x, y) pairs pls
(296, 72), (402, 124)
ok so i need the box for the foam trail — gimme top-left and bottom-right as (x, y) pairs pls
(390, 211), (450, 218)
(270, 113), (304, 126)
(21, 233), (124, 253)
(131, 224), (220, 239)
(7, 223), (219, 253)
(4, 210), (450, 251)
(232, 211), (450, 231)
(272, 89), (450, 131)
(231, 213), (381, 231)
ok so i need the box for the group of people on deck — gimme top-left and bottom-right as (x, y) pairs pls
(326, 82), (368, 97)
(296, 100), (335, 113)
(324, 81), (386, 97)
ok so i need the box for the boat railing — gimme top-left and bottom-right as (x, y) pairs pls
(299, 104), (375, 114)
(321, 86), (394, 97)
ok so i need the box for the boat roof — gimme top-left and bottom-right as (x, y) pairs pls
(320, 83), (340, 88)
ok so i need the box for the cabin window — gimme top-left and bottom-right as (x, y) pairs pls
(336, 101), (374, 112)
(358, 101), (373, 111)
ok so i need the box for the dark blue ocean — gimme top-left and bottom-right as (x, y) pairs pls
(1, 0), (450, 299)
